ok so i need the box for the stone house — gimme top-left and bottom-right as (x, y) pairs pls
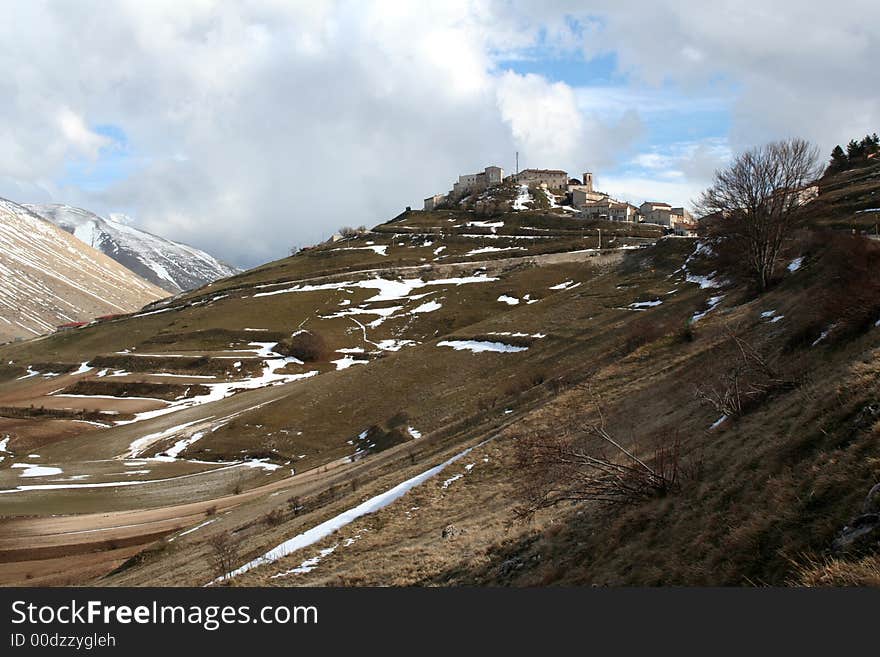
(579, 199), (639, 222)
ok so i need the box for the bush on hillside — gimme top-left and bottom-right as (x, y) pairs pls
(793, 232), (880, 347)
(274, 330), (330, 362)
(513, 392), (682, 518)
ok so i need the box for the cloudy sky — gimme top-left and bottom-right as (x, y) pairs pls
(1, 1), (878, 268)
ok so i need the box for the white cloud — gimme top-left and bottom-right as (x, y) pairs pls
(0, 1), (876, 267)
(57, 107), (111, 158)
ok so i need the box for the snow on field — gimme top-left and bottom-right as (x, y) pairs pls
(163, 431), (206, 459)
(549, 280), (581, 291)
(336, 347), (365, 354)
(692, 295), (725, 322)
(254, 274), (498, 301)
(489, 331), (545, 338)
(240, 459), (282, 472)
(332, 355), (368, 370)
(374, 339), (416, 351)
(0, 461), (248, 494)
(433, 246), (446, 256)
(331, 245), (388, 256)
(437, 340), (528, 353)
(512, 184), (532, 210)
(466, 220), (504, 233)
(11, 464), (63, 477)
(272, 545), (338, 577)
(102, 343), (318, 429)
(628, 299), (663, 310)
(686, 272), (723, 289)
(411, 300), (442, 314)
(679, 241), (726, 289)
(213, 440), (486, 583)
(761, 309), (785, 323)
(126, 419), (205, 458)
(787, 257), (804, 272)
(465, 246), (526, 256)
(324, 305), (403, 328)
(441, 473), (463, 489)
(497, 295), (520, 306)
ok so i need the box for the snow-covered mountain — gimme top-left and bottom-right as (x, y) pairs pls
(0, 198), (167, 343)
(25, 204), (239, 294)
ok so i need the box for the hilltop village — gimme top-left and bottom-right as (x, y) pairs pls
(424, 165), (697, 235)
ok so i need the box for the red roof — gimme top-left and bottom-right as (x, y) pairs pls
(57, 321), (87, 329)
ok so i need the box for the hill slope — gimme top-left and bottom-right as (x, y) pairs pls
(0, 187), (877, 588)
(26, 204), (239, 294)
(0, 198), (167, 342)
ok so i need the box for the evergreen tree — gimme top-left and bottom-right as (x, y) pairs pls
(847, 138), (865, 160)
(828, 144), (848, 172)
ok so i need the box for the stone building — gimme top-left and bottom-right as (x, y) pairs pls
(451, 165), (504, 198)
(423, 193), (446, 211)
(639, 201), (693, 228)
(572, 187), (609, 208)
(511, 168), (569, 189)
(579, 200), (639, 222)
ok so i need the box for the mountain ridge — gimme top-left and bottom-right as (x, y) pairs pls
(0, 197), (167, 342)
(26, 203), (239, 294)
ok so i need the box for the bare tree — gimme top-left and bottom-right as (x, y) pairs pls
(696, 138), (821, 291)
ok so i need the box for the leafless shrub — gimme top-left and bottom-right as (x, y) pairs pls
(207, 532), (240, 582)
(694, 326), (790, 418)
(287, 496), (303, 515)
(514, 393), (681, 519)
(263, 508), (285, 526)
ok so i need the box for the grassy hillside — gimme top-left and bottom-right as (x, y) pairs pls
(0, 194), (877, 588)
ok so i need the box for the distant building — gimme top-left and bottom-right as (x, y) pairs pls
(572, 188), (609, 208)
(568, 172), (596, 193)
(512, 168), (569, 189)
(672, 219), (699, 236)
(669, 207), (694, 226)
(423, 193), (446, 211)
(579, 199), (639, 223)
(639, 202), (673, 225)
(639, 201), (693, 228)
(451, 165), (504, 198)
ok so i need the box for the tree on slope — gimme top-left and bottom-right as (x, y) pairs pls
(696, 138), (821, 292)
(827, 144), (849, 174)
